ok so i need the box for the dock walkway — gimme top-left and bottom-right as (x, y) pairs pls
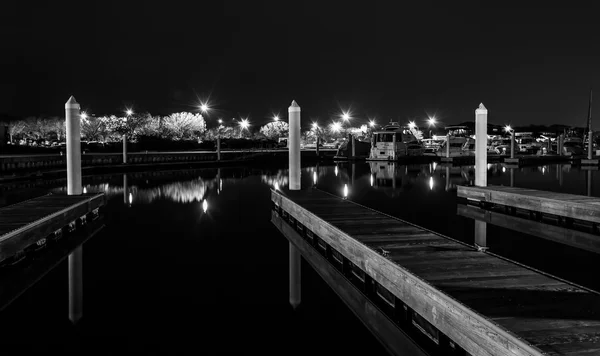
(272, 188), (600, 356)
(0, 193), (105, 264)
(457, 185), (600, 225)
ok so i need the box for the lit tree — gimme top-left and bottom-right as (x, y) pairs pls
(259, 121), (289, 140)
(24, 116), (53, 142)
(162, 112), (206, 140)
(5, 120), (27, 144)
(47, 117), (66, 141)
(81, 115), (108, 141)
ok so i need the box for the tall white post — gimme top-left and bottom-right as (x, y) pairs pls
(445, 133), (450, 158)
(217, 136), (221, 161)
(392, 133), (397, 160)
(351, 135), (356, 159)
(288, 100), (301, 190)
(65, 96), (82, 195)
(289, 243), (301, 309)
(510, 131), (515, 158)
(475, 103), (488, 187)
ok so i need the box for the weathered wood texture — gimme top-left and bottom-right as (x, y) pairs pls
(272, 188), (600, 356)
(457, 185), (600, 224)
(272, 211), (428, 356)
(0, 193), (105, 262)
(457, 204), (600, 255)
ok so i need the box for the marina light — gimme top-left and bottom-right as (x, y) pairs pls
(429, 176), (434, 190)
(80, 111), (88, 120)
(330, 122), (342, 133)
(504, 125), (512, 132)
(341, 112), (350, 121)
(200, 103), (209, 113)
(428, 117), (437, 126)
(273, 115), (280, 121)
(369, 120), (376, 127)
(218, 119), (223, 124)
(239, 118), (250, 130)
(274, 182), (279, 191)
(202, 199), (208, 213)
(312, 122), (319, 130)
(343, 184), (348, 199)
(126, 109), (133, 116)
(313, 171), (317, 185)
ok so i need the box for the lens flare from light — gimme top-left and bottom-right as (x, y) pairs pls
(202, 199), (208, 213)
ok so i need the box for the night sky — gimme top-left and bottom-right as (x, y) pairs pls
(2, 2), (599, 128)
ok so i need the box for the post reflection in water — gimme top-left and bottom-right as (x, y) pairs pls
(217, 169), (221, 194)
(289, 243), (301, 309)
(474, 220), (487, 251)
(123, 174), (128, 204)
(428, 176), (434, 191)
(445, 166), (450, 192)
(68, 246), (83, 324)
(510, 167), (514, 187)
(588, 170), (593, 197)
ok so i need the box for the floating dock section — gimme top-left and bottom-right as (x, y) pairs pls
(272, 187), (600, 356)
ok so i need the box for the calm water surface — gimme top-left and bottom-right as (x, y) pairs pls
(0, 161), (598, 354)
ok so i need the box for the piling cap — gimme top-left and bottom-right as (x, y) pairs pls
(289, 100), (301, 112)
(65, 95), (80, 109)
(476, 102), (487, 113)
(478, 103), (486, 110)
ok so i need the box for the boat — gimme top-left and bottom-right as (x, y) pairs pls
(334, 137), (371, 160)
(426, 125), (475, 157)
(367, 122), (424, 161)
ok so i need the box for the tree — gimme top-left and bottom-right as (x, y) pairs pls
(6, 120), (27, 143)
(47, 117), (65, 141)
(23, 116), (53, 142)
(82, 115), (108, 141)
(259, 121), (289, 140)
(162, 112), (206, 140)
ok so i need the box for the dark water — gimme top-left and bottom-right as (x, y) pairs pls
(0, 162), (599, 354)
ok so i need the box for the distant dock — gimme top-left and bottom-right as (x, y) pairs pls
(272, 187), (600, 356)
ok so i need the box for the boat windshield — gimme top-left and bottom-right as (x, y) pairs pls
(444, 126), (470, 137)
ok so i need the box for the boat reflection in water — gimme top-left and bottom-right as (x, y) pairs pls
(368, 162), (474, 194)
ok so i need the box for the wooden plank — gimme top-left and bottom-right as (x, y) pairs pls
(458, 185), (600, 224)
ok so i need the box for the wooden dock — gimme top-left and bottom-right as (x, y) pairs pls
(0, 193), (105, 266)
(457, 204), (600, 255)
(457, 185), (600, 226)
(272, 188), (600, 356)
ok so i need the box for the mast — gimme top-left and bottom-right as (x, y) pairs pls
(587, 88), (593, 159)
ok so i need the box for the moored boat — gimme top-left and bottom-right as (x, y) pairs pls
(367, 122), (424, 161)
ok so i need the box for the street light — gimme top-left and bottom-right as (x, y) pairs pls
(125, 109), (133, 117)
(427, 117), (436, 138)
(239, 118), (250, 138)
(200, 103), (209, 113)
(369, 120), (376, 127)
(341, 112), (350, 122)
(273, 115), (280, 122)
(80, 111), (88, 120)
(504, 125), (512, 133)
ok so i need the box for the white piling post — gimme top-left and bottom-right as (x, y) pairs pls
(217, 136), (221, 161)
(122, 134), (127, 164)
(510, 130), (515, 159)
(288, 100), (301, 190)
(475, 103), (488, 187)
(445, 133), (450, 158)
(289, 243), (301, 309)
(65, 96), (82, 195)
(392, 133), (397, 160)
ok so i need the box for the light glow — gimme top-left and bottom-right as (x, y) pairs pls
(200, 103), (209, 112)
(504, 125), (512, 132)
(369, 120), (376, 127)
(273, 115), (279, 121)
(313, 171), (317, 185)
(429, 176), (434, 190)
(335, 166), (338, 176)
(370, 174), (374, 186)
(428, 117), (437, 126)
(202, 199), (208, 213)
(341, 112), (350, 121)
(274, 182), (279, 191)
(330, 122), (342, 133)
(128, 192), (133, 204)
(239, 119), (250, 130)
(80, 111), (88, 120)
(126, 109), (133, 116)
(343, 184), (348, 198)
